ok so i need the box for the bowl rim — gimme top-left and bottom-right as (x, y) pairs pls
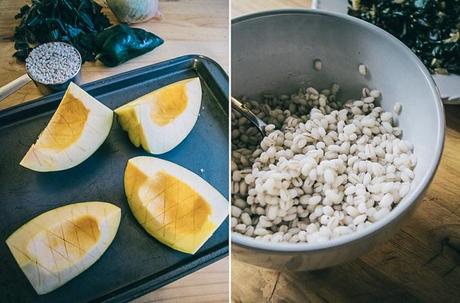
(231, 9), (445, 253)
(25, 41), (82, 86)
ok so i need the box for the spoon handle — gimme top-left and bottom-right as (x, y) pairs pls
(231, 97), (267, 136)
(0, 74), (32, 102)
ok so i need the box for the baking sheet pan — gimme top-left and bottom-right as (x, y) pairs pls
(0, 55), (229, 303)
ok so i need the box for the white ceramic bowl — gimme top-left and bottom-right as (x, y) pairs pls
(231, 9), (445, 271)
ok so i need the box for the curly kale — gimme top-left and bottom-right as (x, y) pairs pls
(348, 0), (460, 74)
(13, 0), (112, 62)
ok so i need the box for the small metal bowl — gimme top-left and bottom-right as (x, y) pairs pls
(0, 42), (82, 101)
(25, 42), (82, 95)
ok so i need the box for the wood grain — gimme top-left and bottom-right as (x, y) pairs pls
(231, 1), (460, 302)
(0, 0), (229, 110)
(0, 0), (229, 301)
(134, 257), (229, 303)
(232, 0), (309, 18)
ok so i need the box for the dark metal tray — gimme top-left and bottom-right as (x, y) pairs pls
(0, 55), (229, 303)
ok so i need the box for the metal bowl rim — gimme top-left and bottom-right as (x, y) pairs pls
(25, 41), (82, 86)
(231, 9), (445, 253)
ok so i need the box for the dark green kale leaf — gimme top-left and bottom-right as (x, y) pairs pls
(348, 0), (460, 74)
(13, 0), (112, 62)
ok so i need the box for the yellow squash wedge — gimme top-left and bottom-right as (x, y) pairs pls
(20, 82), (113, 172)
(115, 78), (202, 154)
(124, 156), (227, 254)
(6, 202), (121, 295)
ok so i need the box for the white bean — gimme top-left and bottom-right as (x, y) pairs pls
(231, 83), (416, 244)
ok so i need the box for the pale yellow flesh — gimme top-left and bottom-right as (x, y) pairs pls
(125, 164), (215, 253)
(150, 80), (188, 126)
(6, 202), (121, 295)
(35, 92), (89, 150)
(115, 79), (189, 125)
(20, 82), (113, 172)
(124, 157), (227, 254)
(114, 78), (201, 154)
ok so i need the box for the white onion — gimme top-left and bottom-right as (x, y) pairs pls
(107, 0), (161, 24)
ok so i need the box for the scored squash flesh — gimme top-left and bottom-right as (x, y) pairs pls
(20, 82), (113, 172)
(35, 93), (89, 150)
(124, 156), (227, 254)
(6, 202), (121, 295)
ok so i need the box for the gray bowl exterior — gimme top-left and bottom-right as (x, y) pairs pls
(25, 42), (82, 95)
(231, 10), (445, 271)
(233, 194), (422, 271)
(31, 69), (82, 95)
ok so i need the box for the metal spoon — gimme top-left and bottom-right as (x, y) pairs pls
(231, 96), (267, 136)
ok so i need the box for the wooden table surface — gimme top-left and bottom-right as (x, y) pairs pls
(0, 0), (229, 302)
(231, 1), (460, 302)
(134, 257), (229, 303)
(0, 0), (229, 110)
